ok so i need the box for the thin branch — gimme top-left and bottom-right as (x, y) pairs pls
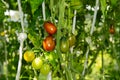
(1, 0), (9, 8)
(82, 0), (99, 77)
(42, 1), (46, 21)
(72, 10), (77, 34)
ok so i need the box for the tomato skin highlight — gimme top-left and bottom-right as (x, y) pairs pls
(23, 51), (35, 62)
(43, 36), (55, 51)
(32, 57), (43, 69)
(60, 37), (69, 53)
(44, 21), (57, 35)
(40, 64), (50, 75)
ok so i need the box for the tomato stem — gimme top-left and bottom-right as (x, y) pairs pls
(57, 0), (65, 62)
(50, 0), (54, 21)
(68, 5), (71, 33)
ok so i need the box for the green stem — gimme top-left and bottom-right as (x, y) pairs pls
(88, 51), (99, 71)
(68, 4), (71, 33)
(101, 50), (104, 79)
(52, 64), (59, 77)
(65, 67), (73, 80)
(56, 0), (67, 78)
(57, 0), (65, 62)
(50, 0), (53, 21)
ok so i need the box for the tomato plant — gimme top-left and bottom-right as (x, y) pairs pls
(32, 57), (43, 69)
(43, 36), (55, 51)
(40, 64), (51, 75)
(0, 0), (120, 80)
(44, 21), (57, 35)
(60, 37), (69, 53)
(23, 50), (35, 62)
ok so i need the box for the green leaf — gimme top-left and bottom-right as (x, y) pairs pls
(28, 32), (41, 48)
(38, 73), (47, 80)
(70, 0), (83, 10)
(100, 0), (107, 19)
(29, 0), (43, 14)
(110, 0), (117, 7)
(0, 1), (6, 23)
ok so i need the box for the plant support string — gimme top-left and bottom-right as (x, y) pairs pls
(82, 0), (99, 77)
(15, 0), (27, 80)
(42, 1), (46, 21)
(72, 10), (77, 34)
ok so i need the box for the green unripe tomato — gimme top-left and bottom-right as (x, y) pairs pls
(32, 57), (43, 69)
(40, 64), (50, 75)
(60, 37), (69, 53)
(68, 35), (76, 47)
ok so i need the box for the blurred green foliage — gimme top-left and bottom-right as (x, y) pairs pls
(0, 0), (120, 80)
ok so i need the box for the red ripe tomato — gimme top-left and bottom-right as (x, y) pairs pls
(44, 21), (57, 35)
(109, 25), (115, 34)
(43, 36), (55, 51)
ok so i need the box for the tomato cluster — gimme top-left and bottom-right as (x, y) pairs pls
(43, 21), (76, 53)
(60, 34), (76, 53)
(43, 21), (57, 51)
(23, 50), (51, 75)
(23, 22), (57, 76)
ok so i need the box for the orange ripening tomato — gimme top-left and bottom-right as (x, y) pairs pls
(109, 25), (115, 34)
(44, 21), (57, 35)
(43, 36), (55, 51)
